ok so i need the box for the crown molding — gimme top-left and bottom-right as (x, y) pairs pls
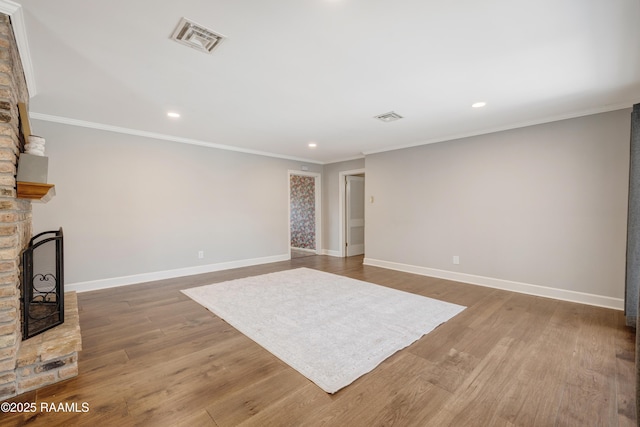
(29, 112), (326, 164)
(0, 1), (37, 97)
(0, 0), (18, 13)
(363, 102), (634, 156)
(30, 110), (366, 165)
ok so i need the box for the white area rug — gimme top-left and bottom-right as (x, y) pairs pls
(181, 268), (465, 393)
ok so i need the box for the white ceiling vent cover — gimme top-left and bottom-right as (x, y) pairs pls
(374, 111), (404, 122)
(171, 17), (225, 54)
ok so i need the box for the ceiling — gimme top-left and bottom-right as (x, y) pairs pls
(14, 0), (640, 164)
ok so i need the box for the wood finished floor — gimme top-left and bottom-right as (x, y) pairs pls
(3, 255), (636, 426)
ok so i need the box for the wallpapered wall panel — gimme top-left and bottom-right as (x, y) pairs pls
(290, 175), (316, 249)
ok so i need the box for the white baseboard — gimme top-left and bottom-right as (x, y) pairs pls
(291, 247), (317, 253)
(320, 249), (342, 257)
(363, 258), (624, 311)
(67, 254), (290, 293)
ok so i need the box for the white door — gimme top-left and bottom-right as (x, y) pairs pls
(346, 176), (365, 256)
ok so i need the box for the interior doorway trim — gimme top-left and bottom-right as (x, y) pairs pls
(339, 168), (365, 257)
(288, 170), (322, 259)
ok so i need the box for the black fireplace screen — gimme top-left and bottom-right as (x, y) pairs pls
(21, 228), (64, 340)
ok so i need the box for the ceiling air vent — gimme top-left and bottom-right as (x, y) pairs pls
(374, 111), (403, 122)
(170, 17), (225, 54)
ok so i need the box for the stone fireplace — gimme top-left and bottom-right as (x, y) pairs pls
(0, 13), (80, 401)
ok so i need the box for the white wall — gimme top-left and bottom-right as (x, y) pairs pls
(365, 109), (631, 307)
(31, 120), (321, 287)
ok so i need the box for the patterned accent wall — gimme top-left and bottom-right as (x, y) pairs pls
(290, 175), (315, 249)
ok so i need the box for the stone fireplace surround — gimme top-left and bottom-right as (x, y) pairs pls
(0, 14), (81, 400)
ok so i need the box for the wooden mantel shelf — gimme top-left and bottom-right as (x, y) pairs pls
(17, 181), (55, 202)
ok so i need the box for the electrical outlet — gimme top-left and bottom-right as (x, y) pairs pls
(453, 255), (460, 265)
(198, 251), (204, 259)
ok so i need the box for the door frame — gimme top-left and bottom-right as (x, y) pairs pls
(338, 168), (365, 257)
(288, 170), (322, 259)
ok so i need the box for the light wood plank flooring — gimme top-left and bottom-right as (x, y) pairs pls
(3, 255), (636, 426)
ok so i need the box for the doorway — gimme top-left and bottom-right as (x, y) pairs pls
(288, 171), (322, 259)
(339, 169), (366, 257)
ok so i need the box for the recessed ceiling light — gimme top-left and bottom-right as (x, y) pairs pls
(167, 112), (181, 118)
(308, 142), (317, 148)
(472, 102), (487, 108)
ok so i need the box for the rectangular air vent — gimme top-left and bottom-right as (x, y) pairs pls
(171, 17), (225, 54)
(374, 111), (403, 122)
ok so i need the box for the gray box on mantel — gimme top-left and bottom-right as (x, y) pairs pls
(16, 153), (48, 183)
